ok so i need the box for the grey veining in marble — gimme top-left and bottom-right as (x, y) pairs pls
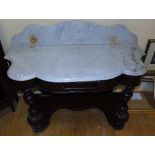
(5, 20), (146, 82)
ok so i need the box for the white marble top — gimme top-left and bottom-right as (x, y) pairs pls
(5, 20), (146, 82)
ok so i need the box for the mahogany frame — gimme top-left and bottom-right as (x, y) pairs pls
(12, 74), (141, 132)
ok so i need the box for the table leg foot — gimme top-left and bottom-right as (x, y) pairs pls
(104, 85), (133, 130)
(23, 89), (49, 132)
(27, 106), (46, 133)
(106, 109), (129, 130)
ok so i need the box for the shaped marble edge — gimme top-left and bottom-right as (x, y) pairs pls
(5, 20), (146, 82)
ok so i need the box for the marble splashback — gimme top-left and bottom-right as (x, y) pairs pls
(11, 20), (138, 47)
(5, 20), (146, 82)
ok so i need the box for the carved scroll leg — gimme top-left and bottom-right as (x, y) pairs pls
(23, 89), (45, 132)
(109, 85), (133, 129)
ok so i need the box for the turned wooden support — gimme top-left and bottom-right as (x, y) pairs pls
(117, 85), (133, 120)
(23, 89), (34, 105)
(109, 85), (134, 129)
(22, 89), (45, 132)
(14, 75), (142, 132)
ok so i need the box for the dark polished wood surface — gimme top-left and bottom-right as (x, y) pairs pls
(13, 74), (141, 93)
(10, 73), (142, 132)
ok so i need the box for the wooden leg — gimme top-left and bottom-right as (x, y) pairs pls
(27, 104), (45, 132)
(23, 89), (46, 132)
(109, 85), (133, 129)
(21, 86), (133, 132)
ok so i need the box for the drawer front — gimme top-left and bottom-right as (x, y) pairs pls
(38, 79), (117, 93)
